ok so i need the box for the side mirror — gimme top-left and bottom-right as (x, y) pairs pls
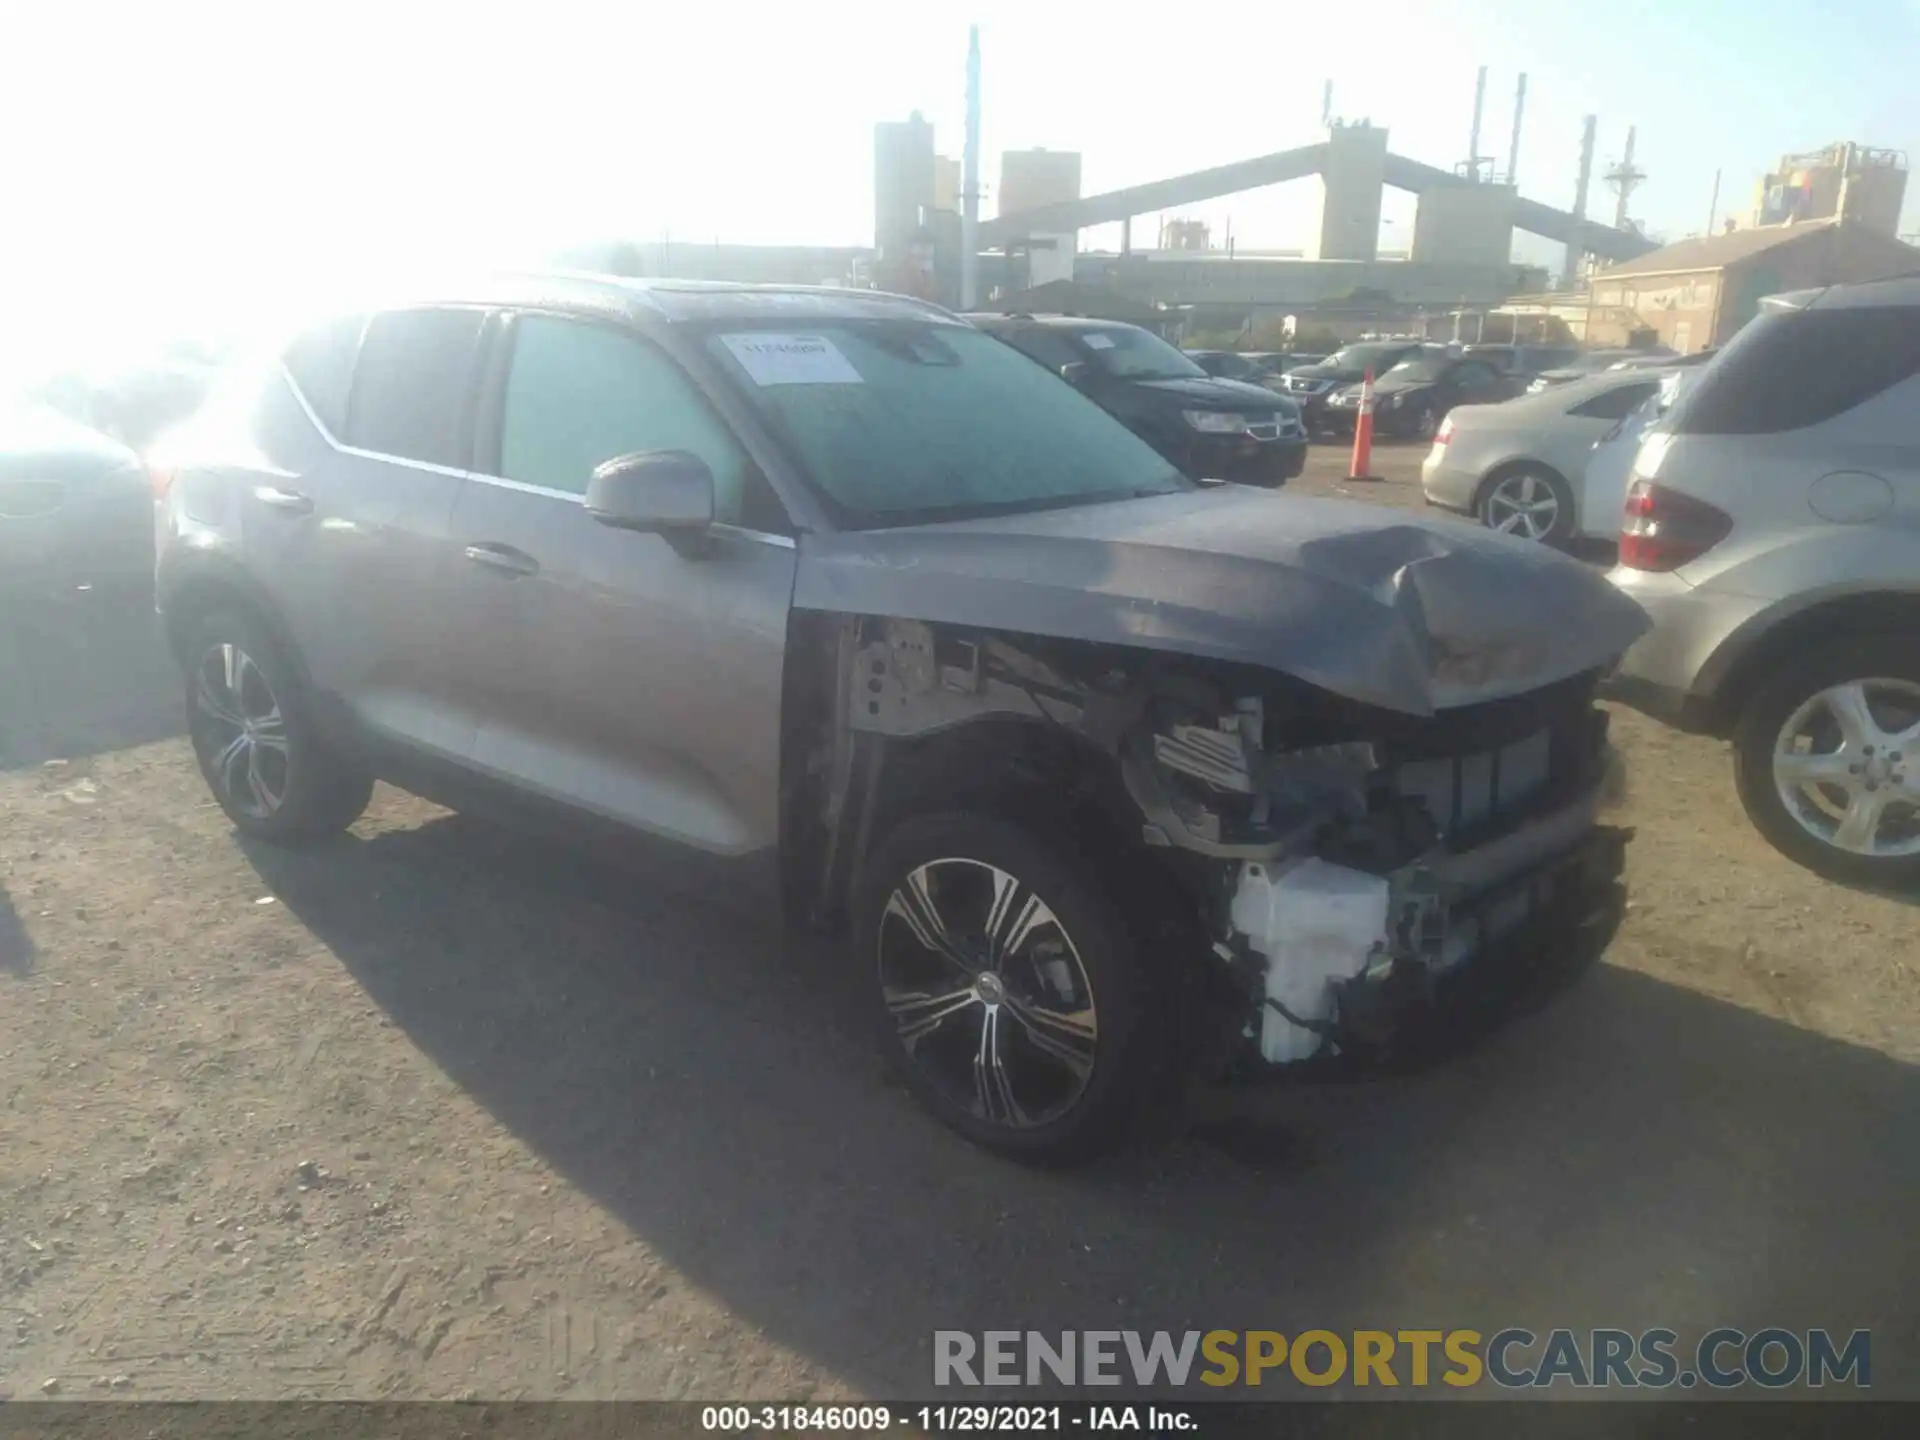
(585, 451), (715, 543)
(1059, 361), (1090, 387)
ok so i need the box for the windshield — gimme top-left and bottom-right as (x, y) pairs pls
(1384, 354), (1448, 382)
(1077, 327), (1208, 381)
(1324, 343), (1414, 374)
(703, 322), (1187, 525)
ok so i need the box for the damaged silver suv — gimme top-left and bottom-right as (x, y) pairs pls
(155, 276), (1646, 1162)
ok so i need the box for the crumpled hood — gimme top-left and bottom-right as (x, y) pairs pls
(794, 485), (1650, 717)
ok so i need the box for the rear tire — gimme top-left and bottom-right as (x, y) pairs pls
(1732, 635), (1920, 888)
(185, 608), (373, 844)
(1477, 464), (1574, 544)
(853, 811), (1165, 1164)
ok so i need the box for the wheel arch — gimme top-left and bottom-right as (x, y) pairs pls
(865, 715), (1143, 868)
(1695, 588), (1920, 737)
(160, 554), (315, 694)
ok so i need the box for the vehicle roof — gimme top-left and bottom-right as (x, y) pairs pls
(1780, 272), (1920, 310)
(349, 271), (963, 329)
(964, 312), (1147, 333)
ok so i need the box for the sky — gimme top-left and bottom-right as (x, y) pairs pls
(2, 0), (1917, 379)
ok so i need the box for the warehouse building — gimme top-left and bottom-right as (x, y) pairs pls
(1582, 219), (1920, 351)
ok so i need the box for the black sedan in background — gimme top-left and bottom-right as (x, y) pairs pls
(968, 315), (1308, 486)
(1322, 350), (1526, 441)
(1, 401), (154, 598)
(1274, 339), (1431, 435)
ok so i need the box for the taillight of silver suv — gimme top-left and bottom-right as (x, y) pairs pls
(1618, 479), (1732, 572)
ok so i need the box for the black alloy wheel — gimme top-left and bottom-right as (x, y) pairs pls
(856, 812), (1159, 1162)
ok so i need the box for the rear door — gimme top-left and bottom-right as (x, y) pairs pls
(443, 312), (797, 854)
(250, 305), (486, 758)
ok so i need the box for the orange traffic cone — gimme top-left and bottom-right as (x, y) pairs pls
(1347, 368), (1382, 483)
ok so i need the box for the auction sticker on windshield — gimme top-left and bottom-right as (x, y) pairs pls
(721, 333), (864, 386)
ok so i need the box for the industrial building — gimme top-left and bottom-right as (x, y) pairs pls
(1503, 217), (1920, 351)
(1754, 143), (1909, 235)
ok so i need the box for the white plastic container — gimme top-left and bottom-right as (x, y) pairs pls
(1228, 857), (1392, 1064)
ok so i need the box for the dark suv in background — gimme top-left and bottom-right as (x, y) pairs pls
(967, 315), (1307, 486)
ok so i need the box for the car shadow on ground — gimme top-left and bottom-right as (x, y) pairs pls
(0, 587), (181, 770)
(245, 814), (1920, 1399)
(0, 884), (33, 976)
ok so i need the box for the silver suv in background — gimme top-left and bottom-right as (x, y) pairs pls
(155, 275), (1647, 1162)
(1606, 276), (1920, 886)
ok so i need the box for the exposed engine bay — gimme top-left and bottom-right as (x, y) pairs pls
(792, 614), (1629, 1072)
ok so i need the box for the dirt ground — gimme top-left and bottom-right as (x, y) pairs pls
(3, 446), (1918, 1401)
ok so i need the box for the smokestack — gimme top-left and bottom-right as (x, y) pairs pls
(1706, 168), (1721, 235)
(961, 26), (981, 309)
(1507, 73), (1527, 187)
(1565, 115), (1597, 289)
(1322, 79), (1333, 127)
(1468, 65), (1488, 180)
(1613, 126), (1638, 229)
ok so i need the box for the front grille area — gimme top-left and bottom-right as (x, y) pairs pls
(1393, 729), (1553, 841)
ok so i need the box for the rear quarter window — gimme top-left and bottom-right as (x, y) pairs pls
(1674, 306), (1920, 435)
(282, 312), (366, 437)
(1569, 380), (1661, 420)
(343, 308), (487, 469)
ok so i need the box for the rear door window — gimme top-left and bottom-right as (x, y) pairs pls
(1569, 380), (1661, 420)
(1674, 306), (1920, 435)
(343, 308), (486, 468)
(282, 312), (366, 437)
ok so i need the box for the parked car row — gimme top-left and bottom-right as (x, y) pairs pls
(151, 275), (1646, 1162)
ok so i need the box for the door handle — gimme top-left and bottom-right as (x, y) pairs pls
(463, 542), (540, 577)
(253, 486), (314, 515)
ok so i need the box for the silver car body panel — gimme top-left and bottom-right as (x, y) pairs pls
(445, 470), (796, 856)
(795, 483), (1648, 717)
(1607, 280), (1920, 712)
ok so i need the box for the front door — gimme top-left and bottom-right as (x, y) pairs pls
(444, 312), (797, 855)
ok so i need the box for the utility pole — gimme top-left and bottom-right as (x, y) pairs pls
(960, 25), (982, 310)
(1706, 169), (1722, 236)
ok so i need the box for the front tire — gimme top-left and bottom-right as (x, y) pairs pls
(854, 811), (1162, 1164)
(185, 608), (373, 843)
(1732, 635), (1920, 887)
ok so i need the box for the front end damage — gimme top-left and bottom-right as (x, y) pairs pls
(792, 613), (1629, 1076)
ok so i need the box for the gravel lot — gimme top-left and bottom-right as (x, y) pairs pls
(3, 443), (1917, 1400)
